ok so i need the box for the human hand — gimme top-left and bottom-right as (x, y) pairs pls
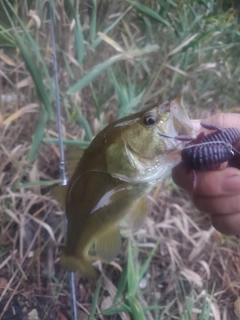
(172, 113), (240, 235)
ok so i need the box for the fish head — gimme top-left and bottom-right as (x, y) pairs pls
(120, 101), (171, 161)
(107, 97), (194, 183)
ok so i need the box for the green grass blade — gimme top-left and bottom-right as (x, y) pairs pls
(91, 6), (132, 49)
(3, 1), (54, 98)
(15, 34), (53, 118)
(118, 90), (145, 118)
(76, 109), (93, 141)
(89, 277), (102, 320)
(43, 138), (90, 148)
(2, 2), (54, 119)
(15, 179), (61, 189)
(102, 303), (131, 315)
(28, 109), (49, 162)
(108, 70), (128, 108)
(138, 240), (160, 281)
(113, 265), (128, 304)
(67, 45), (159, 94)
(90, 0), (97, 42)
(127, 1), (170, 27)
(142, 305), (165, 311)
(74, 1), (86, 64)
(128, 296), (146, 320)
(67, 53), (124, 94)
(0, 23), (15, 44)
(127, 240), (139, 297)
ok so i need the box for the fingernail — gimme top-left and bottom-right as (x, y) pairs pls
(190, 120), (201, 132)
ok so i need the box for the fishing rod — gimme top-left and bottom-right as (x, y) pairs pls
(49, 1), (78, 319)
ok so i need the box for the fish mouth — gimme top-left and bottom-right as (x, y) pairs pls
(156, 96), (195, 154)
(169, 96), (195, 137)
(157, 97), (195, 142)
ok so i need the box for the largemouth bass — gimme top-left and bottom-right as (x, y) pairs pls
(53, 97), (194, 278)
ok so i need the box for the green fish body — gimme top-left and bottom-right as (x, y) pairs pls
(53, 97), (194, 278)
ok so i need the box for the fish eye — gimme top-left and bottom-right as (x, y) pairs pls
(143, 112), (158, 127)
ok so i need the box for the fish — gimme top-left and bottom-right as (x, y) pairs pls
(53, 96), (194, 279)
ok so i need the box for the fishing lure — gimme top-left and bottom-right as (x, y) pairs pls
(176, 123), (240, 172)
(170, 123), (240, 189)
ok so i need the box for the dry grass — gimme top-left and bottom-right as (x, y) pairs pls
(1, 0), (240, 319)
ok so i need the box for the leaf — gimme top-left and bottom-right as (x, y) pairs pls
(42, 138), (90, 148)
(16, 179), (60, 189)
(89, 277), (102, 320)
(128, 296), (146, 320)
(138, 239), (160, 281)
(67, 45), (159, 94)
(74, 4), (86, 64)
(76, 109), (93, 141)
(91, 6), (132, 49)
(127, 1), (170, 27)
(28, 109), (48, 162)
(127, 240), (139, 297)
(0, 51), (16, 66)
(90, 0), (97, 42)
(168, 33), (199, 56)
(67, 53), (123, 94)
(2, 104), (38, 125)
(97, 32), (125, 52)
(2, 2), (54, 118)
(3, 1), (54, 101)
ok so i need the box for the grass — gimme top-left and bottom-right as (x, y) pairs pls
(1, 0), (240, 319)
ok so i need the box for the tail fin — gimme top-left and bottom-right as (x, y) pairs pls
(60, 252), (97, 280)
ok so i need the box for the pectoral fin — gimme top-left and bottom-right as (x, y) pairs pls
(128, 196), (148, 231)
(95, 226), (121, 262)
(91, 183), (131, 214)
(51, 185), (67, 207)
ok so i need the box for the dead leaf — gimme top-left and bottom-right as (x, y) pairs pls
(181, 268), (203, 287)
(0, 278), (8, 289)
(28, 309), (39, 320)
(98, 32), (125, 53)
(28, 10), (41, 28)
(1, 104), (38, 125)
(16, 77), (32, 89)
(101, 296), (113, 311)
(234, 297), (240, 319)
(0, 51), (16, 66)
(59, 313), (68, 320)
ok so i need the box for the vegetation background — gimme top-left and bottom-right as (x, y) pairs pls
(1, 0), (240, 319)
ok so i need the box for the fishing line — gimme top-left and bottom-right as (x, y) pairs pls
(159, 132), (240, 155)
(49, 1), (77, 319)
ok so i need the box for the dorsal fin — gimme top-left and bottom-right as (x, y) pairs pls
(66, 147), (85, 179)
(51, 185), (67, 207)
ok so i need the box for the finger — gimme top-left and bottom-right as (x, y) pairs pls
(211, 213), (240, 235)
(193, 193), (240, 215)
(200, 113), (240, 130)
(172, 164), (238, 195)
(193, 167), (240, 196)
(172, 163), (192, 192)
